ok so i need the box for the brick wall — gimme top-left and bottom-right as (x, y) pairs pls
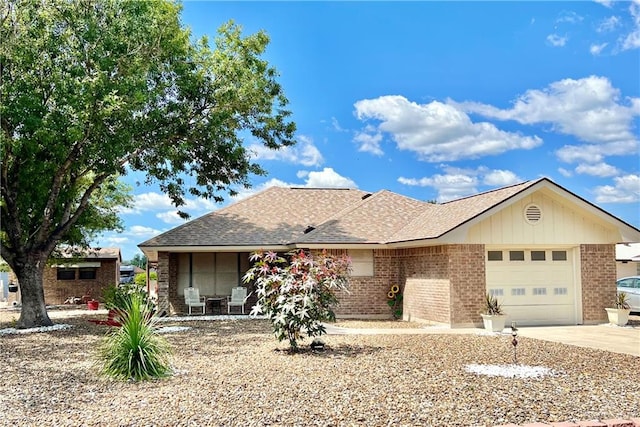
(43, 260), (119, 305)
(334, 245), (485, 325)
(398, 246), (450, 324)
(335, 249), (399, 319)
(447, 244), (486, 327)
(581, 244), (616, 324)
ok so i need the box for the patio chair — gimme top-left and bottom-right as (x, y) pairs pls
(227, 287), (249, 314)
(184, 287), (206, 315)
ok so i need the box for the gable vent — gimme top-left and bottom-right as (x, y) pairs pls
(524, 204), (542, 224)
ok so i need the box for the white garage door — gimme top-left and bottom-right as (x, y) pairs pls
(485, 248), (577, 326)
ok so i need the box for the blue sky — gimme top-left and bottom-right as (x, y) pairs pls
(97, 1), (640, 261)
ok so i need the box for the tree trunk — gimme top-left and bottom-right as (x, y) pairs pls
(14, 255), (53, 328)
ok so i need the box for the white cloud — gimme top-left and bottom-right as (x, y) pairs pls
(556, 140), (637, 164)
(589, 42), (608, 55)
(483, 170), (521, 187)
(129, 225), (163, 237)
(398, 174), (478, 202)
(248, 135), (323, 167)
(594, 175), (640, 203)
(575, 162), (620, 177)
(556, 11), (583, 24)
(331, 117), (347, 132)
(546, 34), (568, 47)
(353, 96), (541, 162)
(597, 15), (620, 33)
(620, 0), (640, 50)
(129, 192), (174, 212)
(231, 168), (357, 202)
(156, 211), (187, 225)
(594, 0), (613, 8)
(398, 166), (521, 202)
(558, 168), (573, 178)
(458, 76), (640, 164)
(305, 167), (357, 188)
(354, 127), (384, 156)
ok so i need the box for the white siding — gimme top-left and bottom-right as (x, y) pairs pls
(468, 188), (619, 245)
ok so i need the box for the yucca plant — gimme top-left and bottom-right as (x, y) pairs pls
(483, 292), (504, 315)
(99, 293), (172, 381)
(614, 292), (631, 310)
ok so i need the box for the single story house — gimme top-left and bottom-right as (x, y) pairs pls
(8, 247), (123, 306)
(139, 177), (640, 327)
(615, 243), (640, 279)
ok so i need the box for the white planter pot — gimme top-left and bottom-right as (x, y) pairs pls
(605, 308), (631, 326)
(481, 314), (507, 332)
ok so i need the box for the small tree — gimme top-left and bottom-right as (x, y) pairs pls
(244, 250), (351, 351)
(1, 1), (296, 329)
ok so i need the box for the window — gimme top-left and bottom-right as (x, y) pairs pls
(531, 251), (546, 261)
(489, 288), (504, 296)
(533, 287), (547, 296)
(552, 251), (567, 261)
(509, 251), (525, 261)
(78, 268), (97, 280)
(554, 287), (568, 295)
(57, 269), (75, 280)
(511, 288), (526, 296)
(349, 250), (374, 276)
(487, 251), (503, 261)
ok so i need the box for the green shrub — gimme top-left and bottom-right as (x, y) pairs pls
(103, 282), (153, 311)
(244, 249), (351, 351)
(99, 293), (172, 381)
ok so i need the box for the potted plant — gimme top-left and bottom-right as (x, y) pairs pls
(480, 292), (507, 332)
(605, 292), (631, 326)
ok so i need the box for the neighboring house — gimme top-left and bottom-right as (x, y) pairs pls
(616, 243), (640, 279)
(8, 247), (122, 306)
(139, 178), (640, 327)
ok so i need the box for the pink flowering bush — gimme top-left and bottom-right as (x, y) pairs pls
(243, 249), (351, 351)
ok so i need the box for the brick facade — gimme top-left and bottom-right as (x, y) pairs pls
(335, 249), (400, 318)
(335, 245), (486, 326)
(154, 244), (613, 326)
(43, 260), (119, 305)
(580, 244), (617, 324)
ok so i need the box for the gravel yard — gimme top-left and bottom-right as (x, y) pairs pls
(0, 307), (638, 427)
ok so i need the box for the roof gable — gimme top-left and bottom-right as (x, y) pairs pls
(389, 180), (540, 242)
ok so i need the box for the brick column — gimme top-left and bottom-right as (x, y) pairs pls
(156, 252), (170, 315)
(580, 244), (616, 324)
(448, 244), (486, 327)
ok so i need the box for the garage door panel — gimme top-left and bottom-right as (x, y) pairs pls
(486, 248), (576, 326)
(504, 305), (575, 326)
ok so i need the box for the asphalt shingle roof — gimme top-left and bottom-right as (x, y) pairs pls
(139, 178), (568, 249)
(139, 187), (369, 247)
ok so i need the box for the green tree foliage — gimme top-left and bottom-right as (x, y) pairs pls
(244, 250), (351, 352)
(0, 0), (296, 328)
(130, 253), (147, 269)
(134, 271), (156, 287)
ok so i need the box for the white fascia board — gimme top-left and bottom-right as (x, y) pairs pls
(293, 243), (389, 250)
(52, 262), (101, 268)
(140, 245), (294, 254)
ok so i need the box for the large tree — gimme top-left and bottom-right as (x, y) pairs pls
(0, 0), (296, 328)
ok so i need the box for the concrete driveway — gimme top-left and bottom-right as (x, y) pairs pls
(325, 315), (640, 357)
(515, 316), (640, 357)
